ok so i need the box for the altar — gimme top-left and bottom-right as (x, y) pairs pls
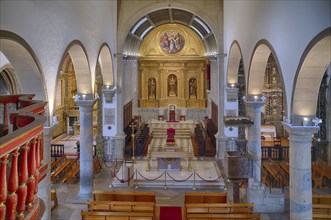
(150, 151), (188, 170)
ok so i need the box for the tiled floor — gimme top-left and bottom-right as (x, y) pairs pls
(50, 134), (290, 220)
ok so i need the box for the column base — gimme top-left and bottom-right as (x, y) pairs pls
(247, 182), (284, 213)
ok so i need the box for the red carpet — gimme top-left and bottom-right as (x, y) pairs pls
(160, 206), (182, 220)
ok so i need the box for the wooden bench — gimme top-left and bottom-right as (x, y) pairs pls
(51, 157), (72, 183)
(93, 191), (156, 203)
(313, 194), (331, 205)
(186, 203), (254, 214)
(87, 200), (155, 213)
(51, 189), (58, 211)
(185, 192), (227, 204)
(312, 159), (331, 188)
(81, 210), (153, 220)
(186, 213), (260, 219)
(61, 163), (80, 183)
(51, 155), (65, 171)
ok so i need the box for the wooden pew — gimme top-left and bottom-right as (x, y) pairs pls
(186, 213), (260, 219)
(313, 194), (331, 205)
(86, 200), (154, 213)
(61, 163), (80, 183)
(51, 157), (72, 183)
(186, 203), (254, 214)
(312, 194), (331, 219)
(51, 155), (65, 171)
(81, 210), (153, 220)
(93, 191), (156, 203)
(185, 192), (227, 204)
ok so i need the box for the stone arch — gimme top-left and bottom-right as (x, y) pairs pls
(0, 63), (19, 95)
(59, 40), (92, 95)
(97, 43), (114, 87)
(247, 40), (284, 98)
(227, 41), (244, 85)
(0, 30), (46, 100)
(292, 27), (331, 121)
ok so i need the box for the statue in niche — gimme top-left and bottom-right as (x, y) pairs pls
(189, 78), (197, 99)
(148, 78), (156, 99)
(168, 74), (177, 97)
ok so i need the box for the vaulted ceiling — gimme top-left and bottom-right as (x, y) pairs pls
(123, 8), (218, 57)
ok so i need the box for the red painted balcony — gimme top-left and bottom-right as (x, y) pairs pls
(0, 94), (47, 220)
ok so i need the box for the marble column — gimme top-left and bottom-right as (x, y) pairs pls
(39, 124), (57, 220)
(245, 99), (265, 184)
(283, 122), (319, 220)
(75, 98), (97, 197)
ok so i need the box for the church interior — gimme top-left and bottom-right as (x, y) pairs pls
(0, 1), (330, 220)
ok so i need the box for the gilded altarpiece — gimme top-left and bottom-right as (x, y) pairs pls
(138, 24), (207, 108)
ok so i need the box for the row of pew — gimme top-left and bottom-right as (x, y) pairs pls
(51, 155), (101, 184)
(312, 158), (331, 188)
(184, 192), (260, 220)
(81, 191), (261, 220)
(313, 194), (331, 219)
(81, 191), (156, 220)
(262, 158), (289, 189)
(194, 125), (205, 156)
(263, 158), (331, 189)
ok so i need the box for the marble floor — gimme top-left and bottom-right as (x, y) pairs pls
(51, 158), (290, 220)
(112, 157), (225, 189)
(50, 134), (290, 219)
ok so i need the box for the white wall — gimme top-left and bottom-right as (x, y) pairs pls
(0, 0), (117, 116)
(224, 0), (331, 116)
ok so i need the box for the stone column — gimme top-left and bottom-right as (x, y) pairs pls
(283, 122), (319, 220)
(245, 98), (265, 184)
(114, 56), (125, 160)
(75, 98), (97, 197)
(39, 124), (57, 220)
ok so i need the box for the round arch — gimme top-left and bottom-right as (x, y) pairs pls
(247, 40), (284, 97)
(58, 40), (92, 95)
(0, 30), (47, 100)
(292, 28), (331, 119)
(227, 41), (244, 85)
(121, 6), (218, 56)
(97, 43), (114, 86)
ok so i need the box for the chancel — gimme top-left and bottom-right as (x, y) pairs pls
(0, 1), (330, 220)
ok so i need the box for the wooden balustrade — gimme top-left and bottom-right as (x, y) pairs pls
(0, 94), (47, 220)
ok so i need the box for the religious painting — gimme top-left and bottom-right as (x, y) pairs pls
(148, 77), (156, 99)
(160, 30), (185, 54)
(189, 77), (197, 99)
(168, 74), (177, 97)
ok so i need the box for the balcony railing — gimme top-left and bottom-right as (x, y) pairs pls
(0, 94), (47, 220)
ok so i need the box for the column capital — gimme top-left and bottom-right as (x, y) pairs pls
(282, 122), (319, 142)
(101, 86), (117, 103)
(74, 99), (97, 107)
(244, 99), (265, 111)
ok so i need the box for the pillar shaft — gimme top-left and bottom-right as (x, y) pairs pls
(245, 100), (265, 183)
(283, 122), (319, 220)
(75, 99), (96, 197)
(39, 125), (57, 220)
